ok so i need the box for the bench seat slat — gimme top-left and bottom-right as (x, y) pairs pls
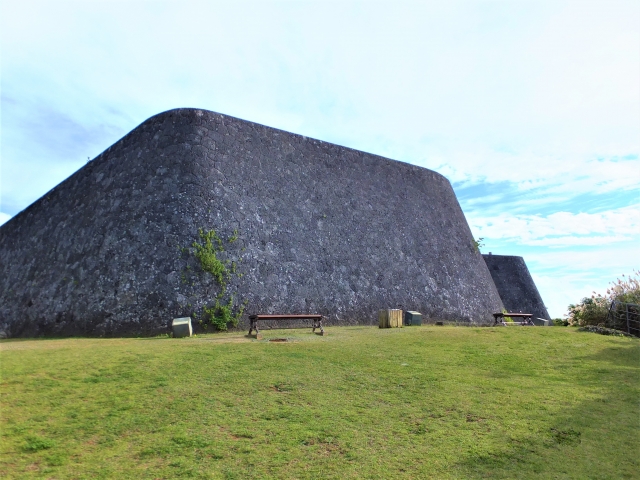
(492, 312), (535, 326)
(248, 314), (325, 336)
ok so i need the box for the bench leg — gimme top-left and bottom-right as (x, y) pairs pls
(248, 319), (260, 335)
(312, 318), (325, 335)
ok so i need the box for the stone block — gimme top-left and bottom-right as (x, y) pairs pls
(172, 317), (192, 337)
(533, 317), (550, 327)
(405, 311), (422, 326)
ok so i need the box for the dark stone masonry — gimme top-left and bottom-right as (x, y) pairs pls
(482, 254), (550, 320)
(0, 108), (505, 337)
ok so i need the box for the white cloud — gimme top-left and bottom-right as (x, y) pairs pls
(525, 236), (633, 247)
(425, 151), (639, 197)
(534, 272), (607, 318)
(527, 242), (640, 317)
(468, 204), (640, 246)
(526, 243), (640, 273)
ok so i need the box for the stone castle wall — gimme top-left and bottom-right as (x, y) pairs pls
(482, 254), (550, 320)
(0, 108), (503, 337)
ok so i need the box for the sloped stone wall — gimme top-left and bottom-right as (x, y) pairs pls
(482, 254), (550, 320)
(0, 108), (503, 337)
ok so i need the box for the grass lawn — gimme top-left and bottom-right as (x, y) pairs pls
(1, 326), (638, 479)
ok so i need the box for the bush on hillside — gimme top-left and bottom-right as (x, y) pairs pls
(567, 271), (640, 327)
(578, 325), (632, 337)
(606, 272), (640, 305)
(567, 296), (609, 326)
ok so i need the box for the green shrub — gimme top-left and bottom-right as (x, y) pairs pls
(567, 296), (610, 326)
(202, 296), (246, 331)
(567, 271), (640, 327)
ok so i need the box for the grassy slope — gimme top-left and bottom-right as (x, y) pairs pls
(1, 326), (638, 479)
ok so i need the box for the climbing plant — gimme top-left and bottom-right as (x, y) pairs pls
(184, 228), (246, 331)
(472, 237), (485, 253)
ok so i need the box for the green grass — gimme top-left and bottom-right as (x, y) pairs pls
(1, 326), (638, 479)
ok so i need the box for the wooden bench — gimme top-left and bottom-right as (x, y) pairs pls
(248, 314), (325, 336)
(492, 312), (534, 326)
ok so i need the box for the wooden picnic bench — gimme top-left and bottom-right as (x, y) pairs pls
(492, 312), (534, 326)
(248, 314), (325, 336)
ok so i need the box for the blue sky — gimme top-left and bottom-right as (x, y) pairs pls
(1, 0), (638, 318)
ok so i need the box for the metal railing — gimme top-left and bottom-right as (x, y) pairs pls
(607, 301), (640, 337)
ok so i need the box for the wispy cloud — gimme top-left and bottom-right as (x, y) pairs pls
(526, 236), (634, 247)
(468, 205), (640, 247)
(431, 152), (639, 197)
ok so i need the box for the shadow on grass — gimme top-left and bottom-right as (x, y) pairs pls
(454, 338), (640, 479)
(577, 344), (640, 368)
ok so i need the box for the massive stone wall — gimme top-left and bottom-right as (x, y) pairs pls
(0, 108), (503, 337)
(482, 254), (550, 320)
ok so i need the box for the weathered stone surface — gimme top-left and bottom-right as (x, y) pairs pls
(171, 317), (192, 337)
(405, 311), (423, 326)
(0, 108), (503, 337)
(482, 254), (550, 320)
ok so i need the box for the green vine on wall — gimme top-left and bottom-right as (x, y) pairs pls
(185, 228), (246, 331)
(472, 237), (485, 253)
(193, 229), (232, 286)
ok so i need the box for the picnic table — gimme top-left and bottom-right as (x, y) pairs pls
(248, 314), (325, 336)
(492, 312), (534, 326)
